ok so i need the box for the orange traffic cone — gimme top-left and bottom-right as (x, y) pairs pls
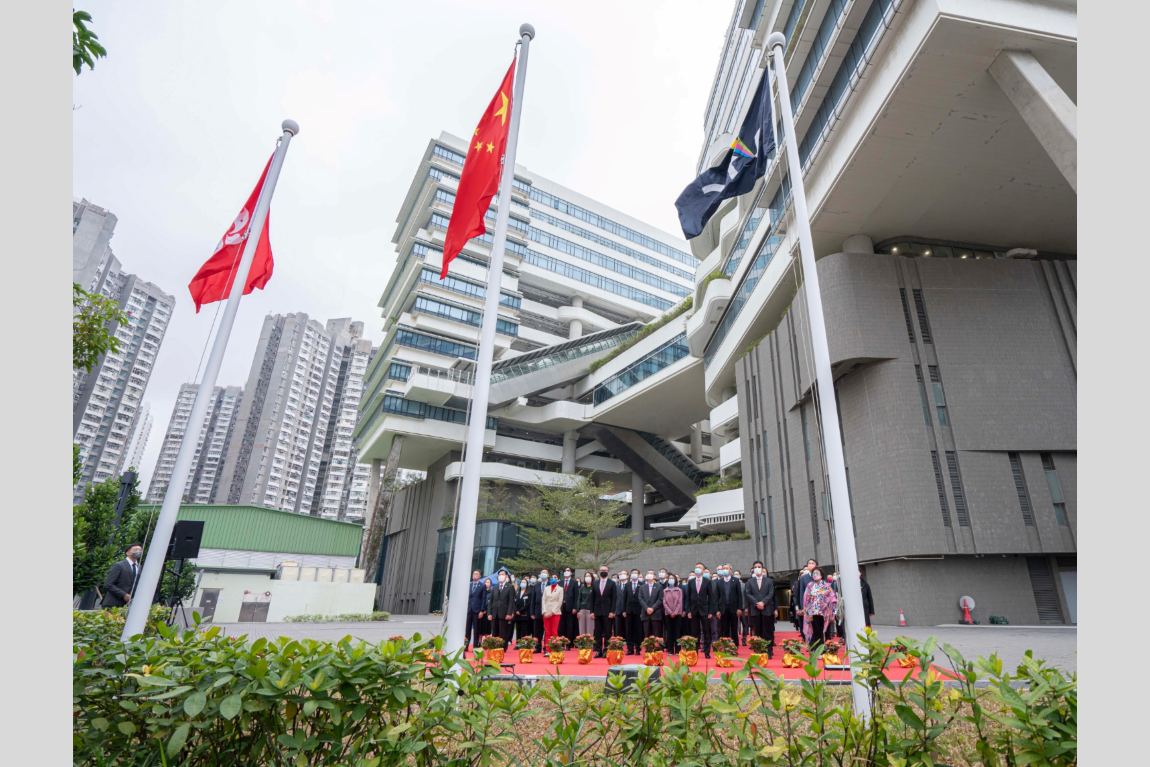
(899, 608), (907, 626)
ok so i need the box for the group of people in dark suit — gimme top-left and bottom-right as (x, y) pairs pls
(463, 559), (781, 661)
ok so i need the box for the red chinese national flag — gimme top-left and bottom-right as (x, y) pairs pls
(188, 156), (275, 312)
(441, 59), (516, 278)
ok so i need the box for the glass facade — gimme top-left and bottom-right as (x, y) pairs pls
(594, 333), (691, 405)
(531, 209), (694, 280)
(412, 295), (519, 336)
(429, 521), (523, 612)
(417, 266), (522, 310)
(527, 226), (690, 296)
(391, 326), (477, 360)
(522, 249), (673, 311)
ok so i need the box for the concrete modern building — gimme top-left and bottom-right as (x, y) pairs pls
(679, 0), (1077, 625)
(120, 402), (152, 474)
(355, 0), (1077, 625)
(217, 314), (373, 518)
(147, 384), (245, 504)
(73, 198), (175, 502)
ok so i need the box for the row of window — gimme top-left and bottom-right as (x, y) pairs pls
(417, 267), (521, 310)
(593, 333), (690, 405)
(530, 209), (695, 280)
(389, 326), (476, 361)
(380, 393), (497, 430)
(411, 294), (519, 337)
(527, 225), (690, 297)
(521, 249), (673, 311)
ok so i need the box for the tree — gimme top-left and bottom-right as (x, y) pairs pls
(479, 478), (514, 519)
(73, 283), (128, 373)
(501, 474), (653, 576)
(73, 10), (107, 75)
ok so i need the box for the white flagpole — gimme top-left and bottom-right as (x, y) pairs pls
(443, 24), (534, 655)
(766, 32), (869, 718)
(121, 120), (299, 641)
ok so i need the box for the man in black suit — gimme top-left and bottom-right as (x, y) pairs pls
(590, 565), (616, 657)
(744, 560), (777, 658)
(487, 570), (516, 644)
(560, 566), (579, 645)
(464, 570), (487, 651)
(685, 562), (714, 657)
(637, 569), (664, 641)
(715, 563), (743, 642)
(531, 569), (549, 652)
(613, 570), (630, 651)
(100, 543), (143, 608)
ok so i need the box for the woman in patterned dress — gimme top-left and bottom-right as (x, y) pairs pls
(802, 568), (838, 650)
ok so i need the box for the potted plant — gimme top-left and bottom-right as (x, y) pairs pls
(516, 635), (537, 663)
(747, 635), (772, 665)
(820, 638), (843, 665)
(890, 639), (917, 668)
(546, 635), (569, 665)
(712, 637), (738, 668)
(480, 635), (506, 665)
(641, 635), (665, 666)
(606, 635), (626, 666)
(573, 633), (596, 664)
(677, 634), (699, 667)
(781, 637), (805, 668)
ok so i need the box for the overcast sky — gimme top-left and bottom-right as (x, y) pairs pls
(72, 0), (732, 490)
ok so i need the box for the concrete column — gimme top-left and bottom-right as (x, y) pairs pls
(989, 50), (1076, 192)
(841, 234), (874, 254)
(690, 421), (704, 463)
(562, 430), (578, 473)
(631, 472), (646, 542)
(568, 295), (584, 340)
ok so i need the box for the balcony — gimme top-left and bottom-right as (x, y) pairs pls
(443, 461), (579, 488)
(695, 488), (745, 533)
(710, 395), (740, 439)
(718, 439), (741, 474)
(685, 276), (733, 357)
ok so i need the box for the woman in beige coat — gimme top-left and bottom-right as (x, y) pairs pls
(540, 575), (565, 648)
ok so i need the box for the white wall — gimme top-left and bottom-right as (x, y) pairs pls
(192, 571), (378, 623)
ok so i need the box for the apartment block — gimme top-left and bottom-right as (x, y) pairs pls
(147, 384), (245, 504)
(120, 402), (152, 474)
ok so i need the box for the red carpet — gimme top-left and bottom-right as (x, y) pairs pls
(464, 631), (925, 681)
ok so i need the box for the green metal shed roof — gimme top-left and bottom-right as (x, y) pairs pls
(139, 504), (364, 557)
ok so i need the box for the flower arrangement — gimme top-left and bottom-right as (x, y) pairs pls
(641, 635), (665, 666)
(821, 638), (844, 664)
(677, 634), (698, 667)
(573, 633), (596, 650)
(606, 635), (626, 666)
(516, 635), (537, 663)
(479, 635), (505, 664)
(748, 635), (771, 654)
(547, 635), (569, 665)
(890, 639), (917, 668)
(781, 637), (805, 668)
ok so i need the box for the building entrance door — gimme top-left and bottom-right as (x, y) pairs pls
(197, 589), (220, 622)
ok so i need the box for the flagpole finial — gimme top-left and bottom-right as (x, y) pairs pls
(282, 119), (300, 136)
(519, 23), (535, 40)
(767, 31), (786, 52)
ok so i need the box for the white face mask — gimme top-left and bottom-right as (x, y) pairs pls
(645, 574), (654, 581)
(658, 572), (666, 579)
(753, 567), (762, 575)
(564, 571), (572, 578)
(498, 576), (507, 584)
(630, 573), (639, 581)
(694, 568), (702, 575)
(668, 578), (676, 586)
(585, 577), (593, 584)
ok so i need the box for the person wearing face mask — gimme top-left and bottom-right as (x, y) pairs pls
(561, 567), (580, 646)
(638, 569), (664, 645)
(488, 570), (516, 645)
(465, 570), (487, 652)
(734, 569), (750, 646)
(657, 569), (668, 585)
(744, 561), (777, 659)
(795, 559), (817, 620)
(613, 570), (630, 652)
(686, 562), (714, 658)
(703, 569), (721, 643)
(801, 568), (838, 650)
(101, 543), (144, 607)
(590, 565), (617, 658)
(541, 574), (564, 650)
(515, 580), (533, 644)
(481, 579), (494, 639)
(661, 573), (683, 652)
(714, 564), (743, 644)
(577, 572), (595, 638)
(625, 569), (644, 654)
(532, 570), (549, 652)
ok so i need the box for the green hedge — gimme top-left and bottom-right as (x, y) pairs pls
(588, 296), (693, 374)
(650, 531), (751, 548)
(283, 612), (391, 623)
(73, 620), (1075, 766)
(694, 475), (743, 497)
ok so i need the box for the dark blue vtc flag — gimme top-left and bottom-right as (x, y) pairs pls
(675, 68), (775, 240)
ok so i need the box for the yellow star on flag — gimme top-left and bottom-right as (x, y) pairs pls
(486, 142), (494, 153)
(474, 141), (483, 152)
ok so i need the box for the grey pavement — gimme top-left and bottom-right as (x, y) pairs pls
(208, 617), (1076, 673)
(869, 624), (1077, 673)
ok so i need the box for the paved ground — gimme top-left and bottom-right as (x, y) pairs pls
(210, 616), (1076, 673)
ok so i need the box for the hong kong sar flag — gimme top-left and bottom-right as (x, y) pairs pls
(188, 157), (275, 312)
(441, 59), (516, 278)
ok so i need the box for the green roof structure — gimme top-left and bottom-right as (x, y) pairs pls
(138, 504), (364, 557)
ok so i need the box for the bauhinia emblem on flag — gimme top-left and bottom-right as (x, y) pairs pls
(188, 156), (275, 312)
(674, 68), (775, 240)
(441, 59), (517, 278)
